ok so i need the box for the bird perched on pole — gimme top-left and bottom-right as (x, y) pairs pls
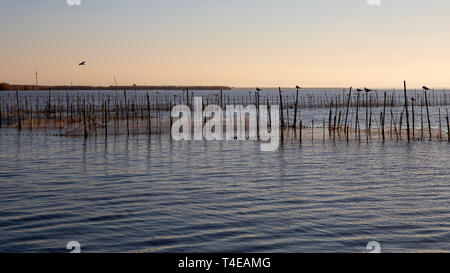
(256, 88), (261, 92)
(364, 88), (373, 92)
(422, 86), (431, 91)
(357, 89), (363, 92)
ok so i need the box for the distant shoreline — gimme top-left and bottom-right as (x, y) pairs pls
(0, 83), (232, 91)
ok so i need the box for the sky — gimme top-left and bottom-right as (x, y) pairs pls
(1, 0), (450, 88)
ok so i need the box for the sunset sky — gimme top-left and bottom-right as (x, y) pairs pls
(1, 0), (450, 88)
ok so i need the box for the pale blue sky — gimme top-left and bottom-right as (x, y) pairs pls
(1, 0), (450, 87)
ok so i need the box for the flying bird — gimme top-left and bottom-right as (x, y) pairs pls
(422, 86), (431, 91)
(79, 61), (86, 66)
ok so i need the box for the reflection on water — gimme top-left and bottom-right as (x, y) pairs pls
(0, 132), (449, 253)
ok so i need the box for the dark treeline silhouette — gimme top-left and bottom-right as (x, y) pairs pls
(0, 83), (231, 91)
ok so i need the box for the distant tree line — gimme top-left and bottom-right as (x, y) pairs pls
(0, 83), (231, 91)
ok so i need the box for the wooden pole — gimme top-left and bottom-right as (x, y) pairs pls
(380, 112), (383, 140)
(399, 110), (403, 139)
(381, 91), (387, 142)
(365, 94), (370, 141)
(337, 111), (342, 132)
(404, 81), (411, 142)
(446, 108), (449, 142)
(439, 107), (442, 140)
(411, 98), (415, 139)
(424, 91), (432, 140)
(356, 92), (360, 139)
(323, 117), (326, 142)
(391, 109), (398, 141)
(299, 120), (302, 144)
(293, 87), (299, 129)
(256, 90), (260, 139)
(344, 87), (352, 135)
(279, 87), (284, 128)
(421, 101), (424, 139)
(333, 112), (337, 140)
(328, 103), (332, 134)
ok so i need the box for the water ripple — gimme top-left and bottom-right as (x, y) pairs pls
(1, 134), (450, 252)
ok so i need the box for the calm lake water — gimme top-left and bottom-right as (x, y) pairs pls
(1, 131), (449, 253)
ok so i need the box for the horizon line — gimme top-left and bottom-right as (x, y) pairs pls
(2, 82), (450, 91)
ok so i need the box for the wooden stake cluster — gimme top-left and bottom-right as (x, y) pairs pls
(1, 84), (449, 144)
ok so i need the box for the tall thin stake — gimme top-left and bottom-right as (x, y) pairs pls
(424, 91), (432, 140)
(293, 86), (299, 129)
(344, 87), (352, 135)
(404, 81), (411, 142)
